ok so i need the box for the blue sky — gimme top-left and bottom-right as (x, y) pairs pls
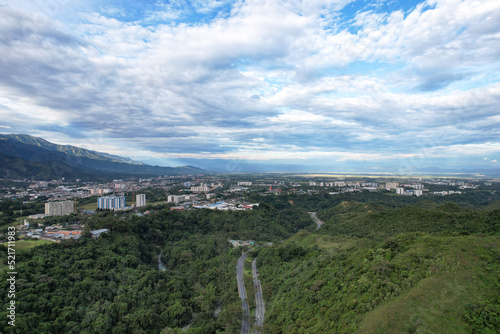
(1, 0), (499, 173)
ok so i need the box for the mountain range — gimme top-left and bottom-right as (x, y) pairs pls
(0, 134), (207, 180)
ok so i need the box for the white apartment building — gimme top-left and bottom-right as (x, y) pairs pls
(136, 194), (146, 207)
(45, 201), (74, 216)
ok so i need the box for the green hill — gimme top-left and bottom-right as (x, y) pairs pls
(317, 201), (499, 238)
(257, 232), (499, 333)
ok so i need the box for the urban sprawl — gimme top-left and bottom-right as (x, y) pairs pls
(1, 174), (496, 244)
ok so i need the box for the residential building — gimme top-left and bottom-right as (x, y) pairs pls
(45, 201), (74, 216)
(238, 182), (252, 186)
(98, 196), (126, 210)
(167, 195), (187, 204)
(136, 194), (146, 207)
(191, 184), (209, 192)
(385, 182), (399, 190)
(90, 188), (112, 195)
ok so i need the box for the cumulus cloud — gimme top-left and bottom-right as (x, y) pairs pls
(0, 0), (499, 170)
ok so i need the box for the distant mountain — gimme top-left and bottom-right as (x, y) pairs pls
(0, 134), (142, 165)
(0, 152), (89, 180)
(0, 134), (207, 180)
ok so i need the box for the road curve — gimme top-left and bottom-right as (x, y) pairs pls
(252, 257), (265, 333)
(310, 212), (325, 229)
(237, 251), (251, 334)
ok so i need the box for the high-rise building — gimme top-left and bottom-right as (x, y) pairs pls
(136, 194), (146, 207)
(45, 201), (74, 216)
(396, 187), (405, 195)
(98, 196), (126, 210)
(385, 182), (399, 190)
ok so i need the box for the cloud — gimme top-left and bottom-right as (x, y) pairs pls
(0, 0), (499, 170)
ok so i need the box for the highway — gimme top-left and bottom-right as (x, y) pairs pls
(310, 212), (325, 229)
(236, 251), (251, 334)
(252, 257), (265, 333)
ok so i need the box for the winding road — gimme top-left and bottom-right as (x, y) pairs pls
(310, 212), (325, 229)
(236, 250), (251, 334)
(237, 248), (267, 334)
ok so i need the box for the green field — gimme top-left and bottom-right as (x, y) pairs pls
(0, 239), (54, 272)
(79, 202), (97, 211)
(14, 239), (54, 252)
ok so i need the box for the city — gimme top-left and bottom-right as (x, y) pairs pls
(1, 174), (496, 244)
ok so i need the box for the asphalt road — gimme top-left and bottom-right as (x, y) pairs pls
(310, 212), (325, 229)
(237, 251), (251, 334)
(252, 257), (265, 332)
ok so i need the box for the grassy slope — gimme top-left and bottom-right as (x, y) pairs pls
(14, 239), (55, 252)
(259, 232), (499, 333)
(356, 235), (499, 334)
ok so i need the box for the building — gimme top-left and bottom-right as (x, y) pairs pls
(98, 196), (126, 210)
(191, 184), (209, 193)
(395, 188), (405, 195)
(167, 195), (187, 204)
(45, 201), (74, 216)
(385, 182), (399, 190)
(238, 182), (252, 186)
(90, 188), (112, 195)
(136, 194), (146, 207)
(414, 190), (423, 197)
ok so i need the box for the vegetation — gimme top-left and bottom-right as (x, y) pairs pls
(258, 233), (499, 333)
(0, 203), (311, 333)
(0, 191), (498, 333)
(255, 196), (500, 333)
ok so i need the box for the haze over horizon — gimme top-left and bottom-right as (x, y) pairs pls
(1, 0), (499, 173)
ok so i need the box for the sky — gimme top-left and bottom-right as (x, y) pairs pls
(1, 0), (499, 174)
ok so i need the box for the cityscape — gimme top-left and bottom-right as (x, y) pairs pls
(1, 0), (499, 333)
(2, 172), (495, 243)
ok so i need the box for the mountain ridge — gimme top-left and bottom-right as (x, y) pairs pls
(0, 134), (208, 179)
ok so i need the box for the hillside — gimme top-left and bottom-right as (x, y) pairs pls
(257, 232), (499, 333)
(252, 199), (499, 333)
(0, 201), (314, 333)
(0, 152), (89, 180)
(0, 134), (208, 179)
(316, 201), (500, 238)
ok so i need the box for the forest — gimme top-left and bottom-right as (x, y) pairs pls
(0, 201), (311, 333)
(254, 192), (499, 333)
(0, 190), (498, 333)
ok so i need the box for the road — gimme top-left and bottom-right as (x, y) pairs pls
(236, 251), (251, 334)
(310, 212), (325, 229)
(252, 257), (265, 332)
